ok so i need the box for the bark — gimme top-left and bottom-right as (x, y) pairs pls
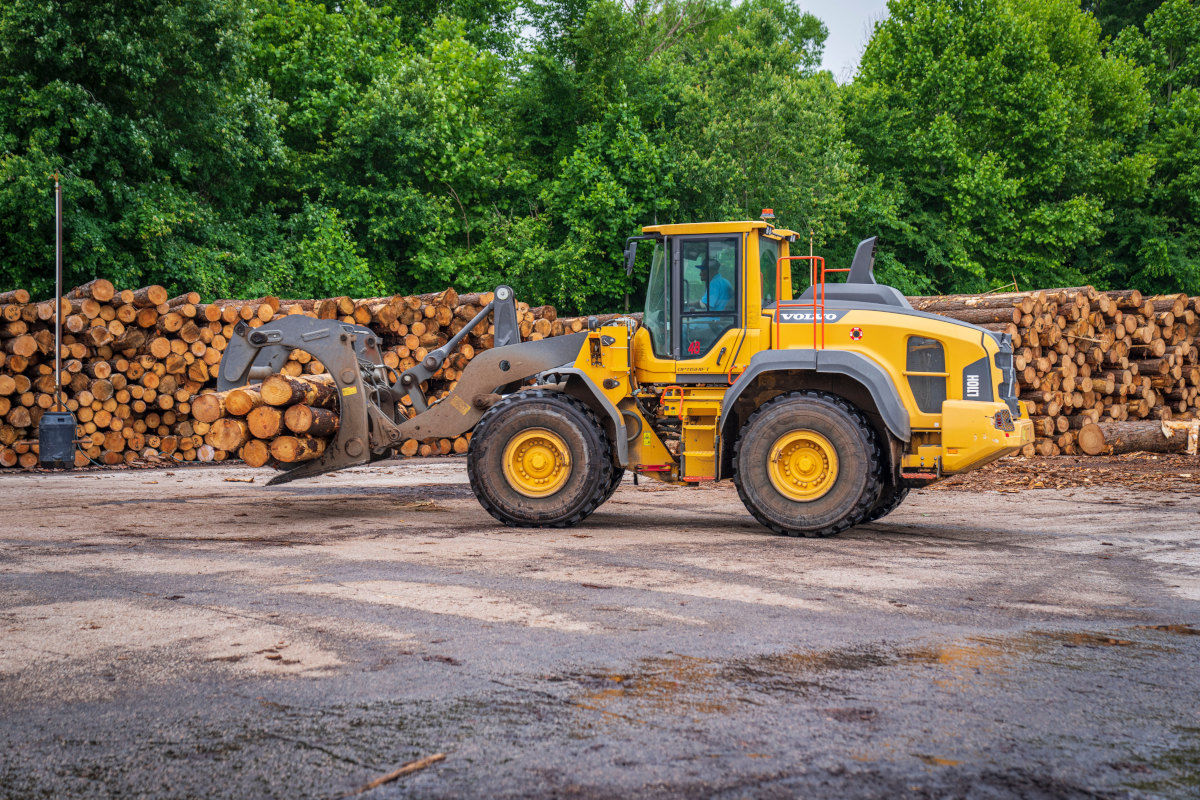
(283, 405), (339, 437)
(1077, 420), (1196, 456)
(270, 435), (326, 462)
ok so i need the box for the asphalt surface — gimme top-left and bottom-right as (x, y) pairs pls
(2, 457), (1199, 799)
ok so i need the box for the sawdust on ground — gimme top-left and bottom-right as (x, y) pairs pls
(930, 452), (1200, 493)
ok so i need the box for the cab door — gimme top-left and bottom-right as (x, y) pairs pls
(671, 234), (743, 378)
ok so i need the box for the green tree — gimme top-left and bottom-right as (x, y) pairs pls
(1083, 0), (1163, 39)
(1107, 0), (1200, 292)
(0, 0), (282, 296)
(668, 0), (910, 288)
(316, 18), (518, 291)
(846, 0), (1151, 293)
(509, 0), (895, 310)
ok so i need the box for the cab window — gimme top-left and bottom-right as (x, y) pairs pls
(679, 237), (738, 359)
(642, 242), (671, 358)
(760, 236), (780, 306)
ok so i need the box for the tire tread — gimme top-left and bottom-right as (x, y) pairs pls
(732, 390), (884, 538)
(466, 388), (613, 528)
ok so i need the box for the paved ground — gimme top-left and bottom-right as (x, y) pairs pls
(2, 457), (1199, 799)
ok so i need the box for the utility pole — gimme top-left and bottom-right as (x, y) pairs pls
(38, 174), (77, 468)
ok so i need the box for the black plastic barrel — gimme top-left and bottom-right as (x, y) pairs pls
(38, 410), (77, 469)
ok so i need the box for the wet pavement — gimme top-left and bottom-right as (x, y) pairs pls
(2, 458), (1199, 798)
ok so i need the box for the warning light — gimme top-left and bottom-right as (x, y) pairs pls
(761, 208), (775, 220)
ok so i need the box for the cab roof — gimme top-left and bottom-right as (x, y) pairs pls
(641, 220), (799, 238)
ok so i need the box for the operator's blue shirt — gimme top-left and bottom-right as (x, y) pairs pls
(700, 274), (733, 311)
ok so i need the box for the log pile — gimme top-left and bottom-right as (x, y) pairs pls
(0, 279), (216, 467)
(0, 281), (558, 467)
(193, 372), (476, 466)
(2, 276), (1197, 468)
(909, 288), (1200, 456)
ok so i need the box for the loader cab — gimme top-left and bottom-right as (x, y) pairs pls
(629, 221), (796, 383)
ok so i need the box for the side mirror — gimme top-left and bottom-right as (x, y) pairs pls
(624, 242), (637, 276)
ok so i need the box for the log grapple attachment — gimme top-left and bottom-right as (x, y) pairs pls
(218, 285), (586, 485)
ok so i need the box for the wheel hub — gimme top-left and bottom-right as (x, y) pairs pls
(502, 428), (571, 498)
(767, 429), (838, 502)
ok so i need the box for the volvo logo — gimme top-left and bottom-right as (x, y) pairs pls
(779, 310), (846, 323)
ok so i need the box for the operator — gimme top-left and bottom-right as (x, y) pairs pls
(693, 258), (732, 311)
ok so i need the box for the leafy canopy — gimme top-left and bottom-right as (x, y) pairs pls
(0, 0), (1196, 309)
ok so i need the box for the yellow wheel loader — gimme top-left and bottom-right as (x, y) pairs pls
(218, 217), (1032, 537)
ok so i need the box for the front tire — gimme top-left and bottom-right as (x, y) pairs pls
(733, 391), (882, 537)
(600, 467), (625, 504)
(863, 483), (909, 523)
(467, 389), (613, 527)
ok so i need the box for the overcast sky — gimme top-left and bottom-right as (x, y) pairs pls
(813, 0), (891, 82)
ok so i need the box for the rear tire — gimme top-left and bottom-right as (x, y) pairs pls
(467, 389), (613, 527)
(733, 391), (882, 537)
(864, 484), (909, 523)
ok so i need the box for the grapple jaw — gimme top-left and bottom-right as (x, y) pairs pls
(219, 315), (402, 485)
(215, 287), (587, 485)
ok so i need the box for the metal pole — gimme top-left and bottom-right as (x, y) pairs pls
(54, 175), (63, 412)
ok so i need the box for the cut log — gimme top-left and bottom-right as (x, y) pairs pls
(3, 335), (37, 358)
(132, 285), (169, 307)
(67, 278), (116, 303)
(240, 439), (272, 468)
(270, 435), (326, 463)
(1077, 420), (1198, 456)
(247, 405), (283, 439)
(191, 391), (227, 424)
(260, 374), (337, 408)
(224, 385), (264, 416)
(283, 404), (339, 436)
(205, 418), (250, 451)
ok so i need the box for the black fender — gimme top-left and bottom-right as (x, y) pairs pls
(719, 349), (911, 453)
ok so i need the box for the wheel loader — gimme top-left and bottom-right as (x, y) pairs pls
(217, 216), (1033, 536)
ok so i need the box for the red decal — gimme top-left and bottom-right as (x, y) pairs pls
(850, 327), (863, 341)
(687, 340), (702, 355)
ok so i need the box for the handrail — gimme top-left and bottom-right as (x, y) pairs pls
(773, 255), (852, 350)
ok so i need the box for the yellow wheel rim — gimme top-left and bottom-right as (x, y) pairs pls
(502, 428), (571, 498)
(768, 429), (839, 502)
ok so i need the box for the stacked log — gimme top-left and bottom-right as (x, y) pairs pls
(909, 288), (1200, 456)
(0, 279), (218, 467)
(0, 282), (533, 468)
(3, 275), (1197, 469)
(193, 372), (472, 464)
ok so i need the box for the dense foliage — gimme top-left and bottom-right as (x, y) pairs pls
(0, 0), (1195, 310)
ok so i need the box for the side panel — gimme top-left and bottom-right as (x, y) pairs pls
(771, 305), (999, 431)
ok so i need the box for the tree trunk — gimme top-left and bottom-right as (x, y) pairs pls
(1077, 420), (1196, 456)
(283, 405), (339, 436)
(260, 374), (337, 407)
(270, 435), (326, 462)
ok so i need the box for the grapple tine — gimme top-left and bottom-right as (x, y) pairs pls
(219, 315), (391, 483)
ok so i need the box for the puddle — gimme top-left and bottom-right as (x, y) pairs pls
(573, 657), (740, 719)
(1135, 624), (1200, 636)
(914, 753), (962, 767)
(567, 627), (1172, 723)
